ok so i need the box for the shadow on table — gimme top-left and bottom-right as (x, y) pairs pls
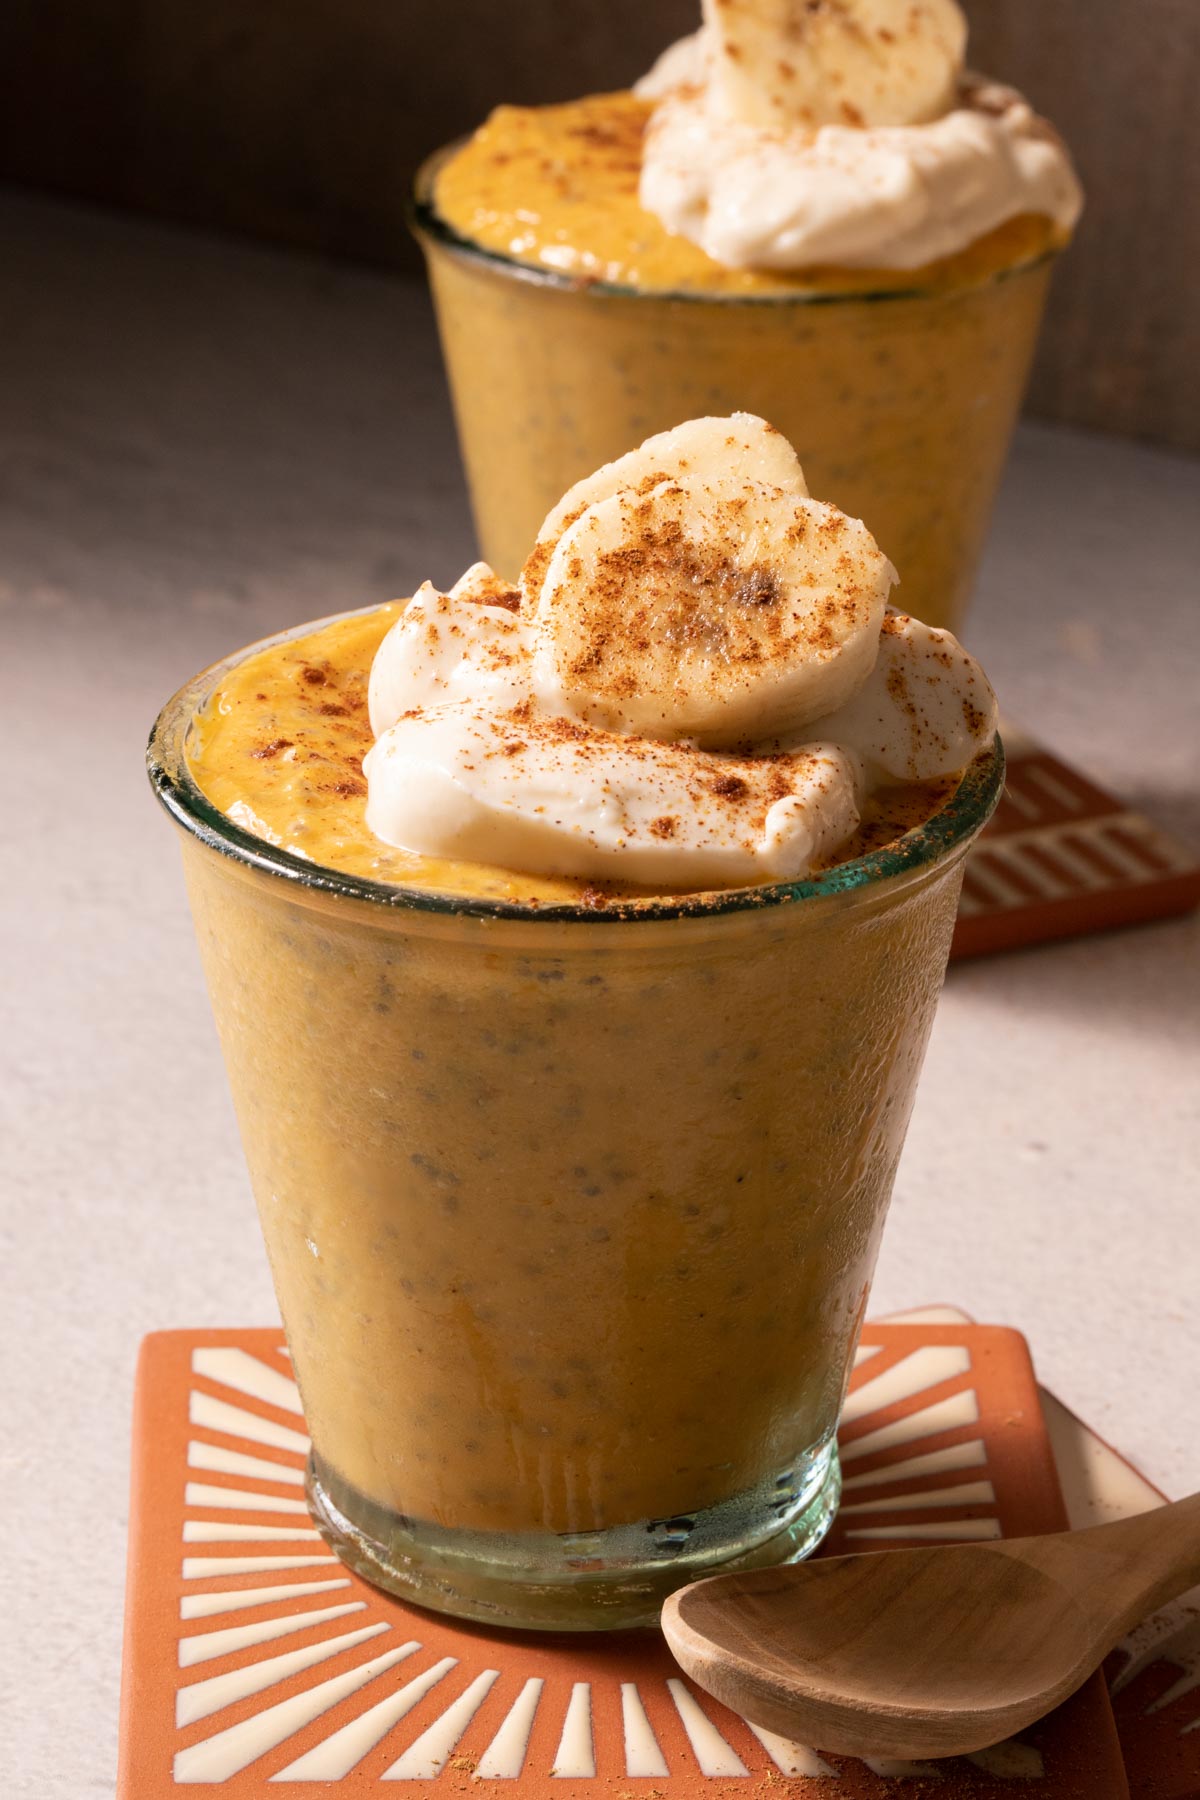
(946, 904), (1200, 1046)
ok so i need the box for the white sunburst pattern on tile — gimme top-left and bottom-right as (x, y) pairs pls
(957, 808), (1200, 919)
(1039, 1383), (1200, 1752)
(836, 1340), (1000, 1546)
(1036, 1375), (1200, 1756)
(955, 733), (1200, 936)
(169, 1335), (1043, 1787)
(1112, 1605), (1200, 1739)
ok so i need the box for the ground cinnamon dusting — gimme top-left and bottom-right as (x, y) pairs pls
(558, 495), (795, 705)
(189, 596), (979, 907)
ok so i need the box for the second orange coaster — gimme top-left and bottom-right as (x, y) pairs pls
(951, 723), (1200, 958)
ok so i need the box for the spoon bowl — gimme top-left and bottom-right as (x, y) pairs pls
(662, 1492), (1200, 1760)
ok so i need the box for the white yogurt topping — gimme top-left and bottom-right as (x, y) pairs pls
(804, 609), (997, 783)
(634, 11), (1081, 272)
(366, 706), (864, 889)
(366, 565), (526, 738)
(364, 415), (997, 890)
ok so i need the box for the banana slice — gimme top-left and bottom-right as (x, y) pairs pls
(521, 413), (807, 607)
(367, 565), (528, 738)
(531, 473), (893, 748)
(805, 609), (997, 780)
(702, 0), (967, 131)
(364, 701), (863, 889)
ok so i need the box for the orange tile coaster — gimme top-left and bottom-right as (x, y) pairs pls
(1040, 1390), (1200, 1800)
(887, 1306), (1200, 1800)
(118, 1323), (1126, 1797)
(951, 722), (1200, 960)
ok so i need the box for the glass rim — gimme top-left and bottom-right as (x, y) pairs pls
(408, 143), (1062, 309)
(147, 607), (1005, 927)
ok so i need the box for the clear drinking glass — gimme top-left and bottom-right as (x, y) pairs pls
(413, 155), (1062, 634)
(149, 617), (1004, 1629)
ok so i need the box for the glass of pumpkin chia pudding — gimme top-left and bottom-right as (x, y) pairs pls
(413, 1), (1080, 633)
(149, 417), (1003, 1628)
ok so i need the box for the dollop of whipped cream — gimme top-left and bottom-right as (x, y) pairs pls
(634, 3), (1082, 271)
(363, 415), (997, 891)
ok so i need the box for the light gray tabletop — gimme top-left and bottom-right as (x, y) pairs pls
(2, 192), (1198, 1796)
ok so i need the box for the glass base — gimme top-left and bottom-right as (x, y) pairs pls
(306, 1441), (841, 1631)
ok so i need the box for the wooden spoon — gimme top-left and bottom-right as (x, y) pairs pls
(661, 1493), (1200, 1760)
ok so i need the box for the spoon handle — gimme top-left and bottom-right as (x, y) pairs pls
(1049, 1490), (1200, 1633)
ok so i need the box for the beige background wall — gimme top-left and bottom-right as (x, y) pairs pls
(1, 1), (1197, 450)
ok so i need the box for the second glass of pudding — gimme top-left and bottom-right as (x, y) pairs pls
(150, 622), (1002, 1628)
(414, 9), (1081, 633)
